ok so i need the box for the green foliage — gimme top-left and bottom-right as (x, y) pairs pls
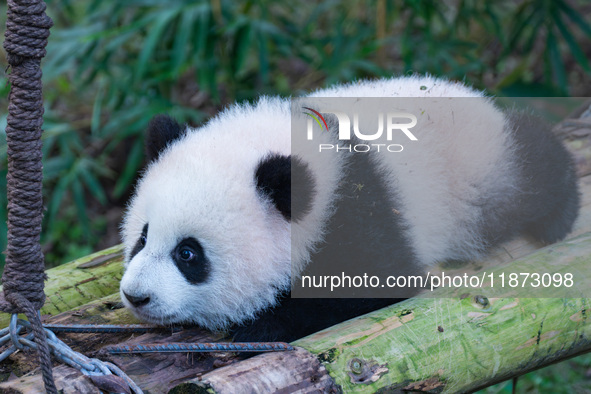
(499, 0), (591, 95)
(0, 0), (591, 270)
(0, 0), (590, 389)
(0, 0), (590, 270)
(481, 352), (591, 393)
(0, 0), (589, 270)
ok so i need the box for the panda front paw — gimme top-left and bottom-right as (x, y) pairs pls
(231, 317), (295, 343)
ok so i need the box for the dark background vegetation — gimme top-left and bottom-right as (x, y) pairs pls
(1, 0), (591, 392)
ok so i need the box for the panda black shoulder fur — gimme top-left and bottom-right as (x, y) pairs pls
(120, 76), (579, 342)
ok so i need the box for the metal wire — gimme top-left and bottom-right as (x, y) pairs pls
(1, 319), (294, 391)
(44, 323), (182, 334)
(41, 324), (294, 354)
(105, 341), (294, 354)
(0, 315), (144, 393)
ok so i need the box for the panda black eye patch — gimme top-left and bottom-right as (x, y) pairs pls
(172, 237), (209, 284)
(130, 224), (148, 260)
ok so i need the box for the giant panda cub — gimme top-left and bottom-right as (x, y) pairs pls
(120, 76), (579, 342)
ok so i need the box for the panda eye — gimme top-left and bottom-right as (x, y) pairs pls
(139, 234), (147, 246)
(179, 247), (196, 261)
(172, 237), (209, 284)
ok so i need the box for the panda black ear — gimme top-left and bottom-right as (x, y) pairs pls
(255, 154), (315, 222)
(145, 114), (185, 163)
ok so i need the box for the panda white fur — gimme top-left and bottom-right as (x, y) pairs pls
(119, 76), (579, 342)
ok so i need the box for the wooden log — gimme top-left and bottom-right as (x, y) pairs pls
(5, 228), (591, 393)
(0, 347), (339, 394)
(5, 221), (591, 391)
(0, 245), (125, 328)
(174, 232), (591, 393)
(169, 348), (339, 394)
(0, 293), (229, 393)
(0, 366), (99, 394)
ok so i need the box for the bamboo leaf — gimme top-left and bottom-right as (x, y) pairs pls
(195, 4), (212, 55)
(171, 6), (198, 76)
(506, 6), (537, 53)
(136, 8), (181, 82)
(43, 156), (73, 181)
(113, 142), (144, 199)
(558, 0), (591, 36)
(48, 174), (71, 225)
(257, 29), (269, 83)
(554, 13), (591, 73)
(232, 22), (252, 75)
(79, 165), (108, 206)
(72, 177), (90, 237)
(91, 82), (105, 136)
(522, 10), (545, 54)
(547, 30), (568, 93)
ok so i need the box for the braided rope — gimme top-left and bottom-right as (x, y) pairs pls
(2, 0), (54, 392)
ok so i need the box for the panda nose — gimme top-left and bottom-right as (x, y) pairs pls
(123, 291), (151, 308)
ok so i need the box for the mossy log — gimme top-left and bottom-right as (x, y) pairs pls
(0, 244), (125, 328)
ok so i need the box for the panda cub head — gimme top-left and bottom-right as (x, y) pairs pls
(119, 98), (313, 330)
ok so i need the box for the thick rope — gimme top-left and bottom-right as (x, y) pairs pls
(8, 294), (55, 392)
(1, 0), (54, 392)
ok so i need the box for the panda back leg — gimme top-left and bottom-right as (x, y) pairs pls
(524, 182), (579, 244)
(509, 111), (580, 244)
